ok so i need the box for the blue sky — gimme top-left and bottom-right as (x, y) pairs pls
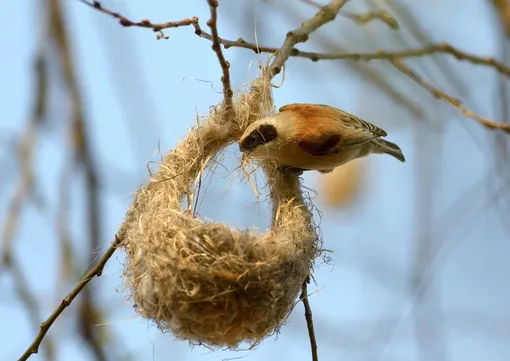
(1, 0), (510, 360)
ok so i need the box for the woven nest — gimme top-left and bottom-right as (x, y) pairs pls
(118, 70), (321, 348)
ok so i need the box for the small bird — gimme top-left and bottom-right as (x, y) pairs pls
(239, 103), (405, 174)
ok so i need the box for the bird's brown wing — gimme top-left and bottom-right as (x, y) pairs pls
(332, 107), (387, 138)
(297, 133), (343, 156)
(280, 103), (387, 149)
(279, 103), (344, 156)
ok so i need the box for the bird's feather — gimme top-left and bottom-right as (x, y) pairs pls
(279, 103), (389, 155)
(279, 103), (386, 135)
(297, 133), (342, 156)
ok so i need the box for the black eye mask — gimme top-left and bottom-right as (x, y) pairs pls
(240, 124), (278, 151)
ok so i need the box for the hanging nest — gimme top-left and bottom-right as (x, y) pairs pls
(118, 70), (321, 348)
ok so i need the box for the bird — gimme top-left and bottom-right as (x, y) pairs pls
(239, 103), (405, 174)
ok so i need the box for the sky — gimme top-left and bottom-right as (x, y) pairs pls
(1, 0), (510, 360)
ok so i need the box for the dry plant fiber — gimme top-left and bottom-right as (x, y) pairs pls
(118, 69), (321, 348)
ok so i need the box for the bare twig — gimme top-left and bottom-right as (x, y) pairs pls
(390, 58), (510, 133)
(10, 257), (56, 360)
(78, 0), (197, 39)
(374, 44), (510, 77)
(206, 0), (233, 107)
(301, 278), (318, 361)
(18, 235), (123, 361)
(269, 0), (350, 77)
(248, 42), (510, 78)
(78, 1), (510, 79)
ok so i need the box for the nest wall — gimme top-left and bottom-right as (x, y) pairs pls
(118, 73), (321, 347)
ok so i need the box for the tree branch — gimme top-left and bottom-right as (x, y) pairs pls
(224, 41), (510, 79)
(78, 1), (510, 79)
(390, 58), (510, 133)
(78, 0), (510, 134)
(268, 0), (350, 77)
(78, 0), (198, 39)
(18, 235), (123, 361)
(206, 0), (233, 107)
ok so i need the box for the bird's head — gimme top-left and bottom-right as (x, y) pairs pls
(239, 117), (280, 157)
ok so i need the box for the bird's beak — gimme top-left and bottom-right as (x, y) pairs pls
(239, 140), (251, 154)
(239, 142), (247, 153)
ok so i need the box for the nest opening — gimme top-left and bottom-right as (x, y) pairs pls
(119, 70), (322, 348)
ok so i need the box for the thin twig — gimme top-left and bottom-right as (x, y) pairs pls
(390, 58), (510, 133)
(310, 32), (425, 117)
(300, 277), (318, 361)
(18, 235), (123, 361)
(78, 0), (510, 133)
(269, 0), (350, 77)
(364, 44), (510, 77)
(78, 1), (510, 79)
(232, 42), (510, 79)
(206, 0), (233, 107)
(78, 0), (197, 39)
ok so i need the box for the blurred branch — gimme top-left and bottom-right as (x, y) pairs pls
(206, 0), (234, 108)
(1, 55), (46, 271)
(390, 58), (510, 133)
(410, 124), (448, 361)
(57, 164), (74, 292)
(1, 28), (55, 361)
(381, 0), (491, 157)
(311, 30), (425, 118)
(490, 0), (510, 37)
(384, 0), (488, 119)
(18, 235), (123, 361)
(50, 0), (111, 359)
(299, 0), (399, 29)
(343, 10), (399, 29)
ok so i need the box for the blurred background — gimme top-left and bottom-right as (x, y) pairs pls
(1, 0), (510, 360)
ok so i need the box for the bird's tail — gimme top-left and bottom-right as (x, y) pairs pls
(373, 139), (406, 162)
